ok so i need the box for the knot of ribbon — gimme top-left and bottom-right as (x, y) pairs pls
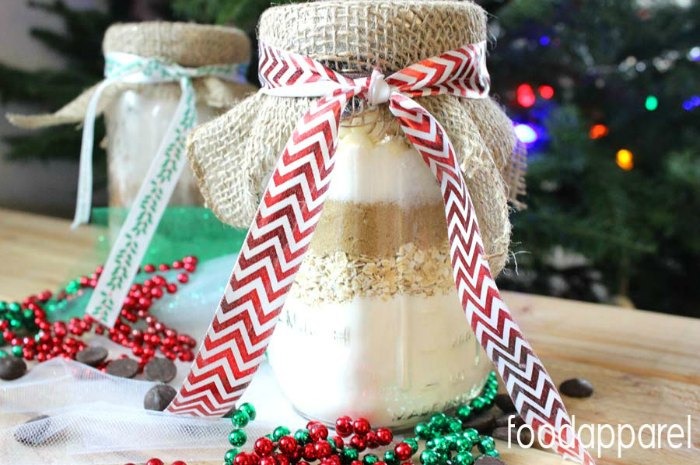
(166, 42), (595, 465)
(364, 71), (391, 105)
(80, 52), (246, 326)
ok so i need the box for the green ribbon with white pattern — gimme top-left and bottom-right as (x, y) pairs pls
(81, 52), (246, 326)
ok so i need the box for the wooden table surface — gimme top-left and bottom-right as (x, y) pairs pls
(1, 207), (699, 465)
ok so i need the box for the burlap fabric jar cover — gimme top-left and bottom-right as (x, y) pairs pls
(9, 22), (254, 210)
(186, 1), (525, 427)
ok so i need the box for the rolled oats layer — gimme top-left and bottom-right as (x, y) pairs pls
(290, 242), (455, 304)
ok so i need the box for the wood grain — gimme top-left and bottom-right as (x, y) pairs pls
(1, 208), (698, 465)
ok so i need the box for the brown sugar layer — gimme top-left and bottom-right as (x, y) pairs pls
(310, 201), (449, 257)
(290, 243), (455, 304)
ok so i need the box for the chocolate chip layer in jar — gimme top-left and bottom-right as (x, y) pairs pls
(267, 120), (492, 428)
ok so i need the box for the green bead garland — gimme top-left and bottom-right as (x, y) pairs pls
(230, 409), (250, 428)
(453, 451), (474, 465)
(477, 436), (496, 454)
(239, 402), (257, 421)
(415, 422), (433, 440)
(419, 450), (441, 465)
(341, 446), (359, 462)
(224, 448), (239, 463)
(0, 300), (38, 338)
(294, 428), (311, 444)
(224, 403), (256, 465)
(228, 429), (247, 447)
(383, 450), (398, 465)
(221, 373), (503, 465)
(272, 425), (291, 441)
(413, 372), (501, 465)
(362, 453), (379, 465)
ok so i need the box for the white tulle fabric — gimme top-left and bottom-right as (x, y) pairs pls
(0, 255), (307, 465)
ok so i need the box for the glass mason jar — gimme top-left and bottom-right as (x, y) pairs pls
(98, 21), (252, 233)
(267, 113), (492, 428)
(104, 85), (216, 208)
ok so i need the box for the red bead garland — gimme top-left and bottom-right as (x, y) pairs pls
(124, 460), (186, 465)
(375, 428), (393, 446)
(3, 256), (199, 371)
(227, 415), (412, 465)
(335, 416), (353, 437)
(393, 442), (412, 461)
(352, 418), (370, 435)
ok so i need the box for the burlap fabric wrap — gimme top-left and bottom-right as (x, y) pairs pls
(8, 22), (255, 209)
(188, 0), (525, 275)
(7, 21), (255, 129)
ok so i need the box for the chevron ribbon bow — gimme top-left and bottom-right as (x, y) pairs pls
(80, 52), (246, 326)
(168, 42), (594, 465)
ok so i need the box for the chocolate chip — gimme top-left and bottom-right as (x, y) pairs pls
(0, 355), (27, 380)
(474, 456), (507, 465)
(14, 415), (53, 446)
(494, 393), (516, 413)
(144, 384), (177, 411)
(144, 357), (177, 383)
(75, 346), (108, 367)
(492, 425), (531, 446)
(559, 378), (594, 398)
(491, 426), (510, 441)
(495, 413), (524, 428)
(461, 409), (496, 433)
(106, 358), (139, 378)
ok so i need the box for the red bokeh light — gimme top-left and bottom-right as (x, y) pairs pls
(589, 124), (609, 140)
(516, 83), (536, 108)
(538, 85), (555, 100)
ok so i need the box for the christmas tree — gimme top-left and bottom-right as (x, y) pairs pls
(487, 0), (699, 317)
(0, 1), (173, 161)
(1, 0), (697, 316)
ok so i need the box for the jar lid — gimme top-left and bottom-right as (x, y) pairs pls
(258, 0), (486, 73)
(103, 22), (251, 66)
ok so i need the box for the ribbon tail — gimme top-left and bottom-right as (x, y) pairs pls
(72, 79), (117, 229)
(389, 93), (595, 465)
(166, 89), (353, 416)
(85, 77), (197, 326)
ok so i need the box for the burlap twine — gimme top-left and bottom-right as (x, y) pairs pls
(7, 22), (256, 130)
(187, 0), (526, 275)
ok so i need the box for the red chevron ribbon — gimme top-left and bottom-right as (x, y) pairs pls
(168, 42), (594, 465)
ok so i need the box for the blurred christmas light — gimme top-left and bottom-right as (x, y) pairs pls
(514, 123), (538, 144)
(682, 95), (700, 111)
(539, 35), (551, 46)
(688, 46), (700, 62)
(516, 83), (536, 108)
(644, 95), (658, 111)
(589, 124), (609, 139)
(616, 149), (634, 171)
(538, 85), (555, 99)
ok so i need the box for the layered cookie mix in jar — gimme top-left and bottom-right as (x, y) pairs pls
(100, 22), (254, 208)
(271, 114), (495, 427)
(10, 21), (254, 210)
(187, 0), (524, 427)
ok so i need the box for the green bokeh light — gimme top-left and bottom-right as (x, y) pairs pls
(645, 95), (658, 111)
